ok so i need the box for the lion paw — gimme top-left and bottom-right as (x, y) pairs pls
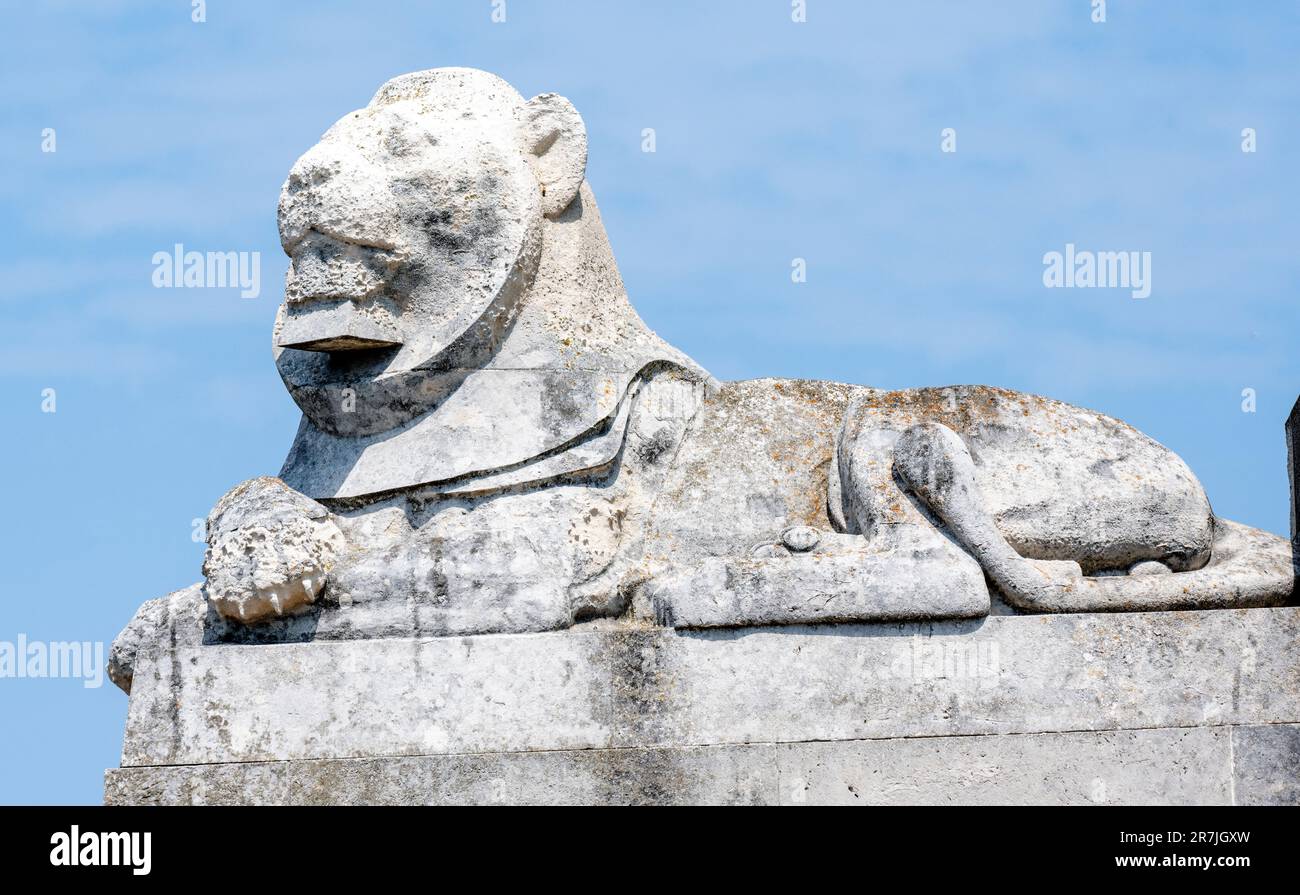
(201, 477), (346, 623)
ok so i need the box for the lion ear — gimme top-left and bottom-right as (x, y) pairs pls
(518, 93), (588, 218)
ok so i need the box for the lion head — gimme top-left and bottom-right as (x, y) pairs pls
(272, 68), (707, 500)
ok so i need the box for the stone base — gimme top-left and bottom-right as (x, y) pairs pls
(106, 724), (1300, 806)
(106, 606), (1300, 805)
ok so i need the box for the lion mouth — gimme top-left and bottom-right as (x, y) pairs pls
(280, 334), (400, 353)
(277, 298), (402, 353)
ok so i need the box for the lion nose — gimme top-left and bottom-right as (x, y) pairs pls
(284, 231), (398, 304)
(278, 230), (405, 352)
(278, 145), (399, 255)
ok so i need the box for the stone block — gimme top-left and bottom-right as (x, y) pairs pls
(119, 607), (1300, 768)
(105, 725), (1243, 806)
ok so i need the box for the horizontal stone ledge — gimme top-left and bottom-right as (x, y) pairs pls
(105, 724), (1299, 806)
(119, 606), (1300, 768)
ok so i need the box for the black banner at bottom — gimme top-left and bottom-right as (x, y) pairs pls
(0, 806), (1289, 881)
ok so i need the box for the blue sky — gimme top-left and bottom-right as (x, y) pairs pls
(1, 1), (1296, 803)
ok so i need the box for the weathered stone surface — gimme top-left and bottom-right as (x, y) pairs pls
(1129, 560), (1171, 576)
(273, 67), (707, 498)
(887, 415), (1292, 613)
(202, 477), (345, 623)
(841, 387), (1215, 573)
(1231, 724), (1300, 806)
(112, 67), (1295, 644)
(108, 584), (208, 694)
(105, 67), (1300, 806)
(106, 745), (771, 807)
(1288, 397), (1299, 550)
(778, 727), (1234, 806)
(107, 595), (169, 693)
(646, 527), (990, 628)
(635, 380), (1292, 626)
(105, 725), (1253, 806)
(119, 607), (1300, 768)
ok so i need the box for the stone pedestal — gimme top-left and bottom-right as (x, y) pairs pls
(1288, 396), (1300, 551)
(105, 606), (1300, 805)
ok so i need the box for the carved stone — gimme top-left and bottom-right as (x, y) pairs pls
(105, 68), (1299, 805)
(1288, 396), (1300, 550)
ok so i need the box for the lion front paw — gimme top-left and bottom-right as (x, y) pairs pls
(201, 477), (346, 623)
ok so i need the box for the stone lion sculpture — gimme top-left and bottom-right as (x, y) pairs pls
(110, 68), (1293, 690)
